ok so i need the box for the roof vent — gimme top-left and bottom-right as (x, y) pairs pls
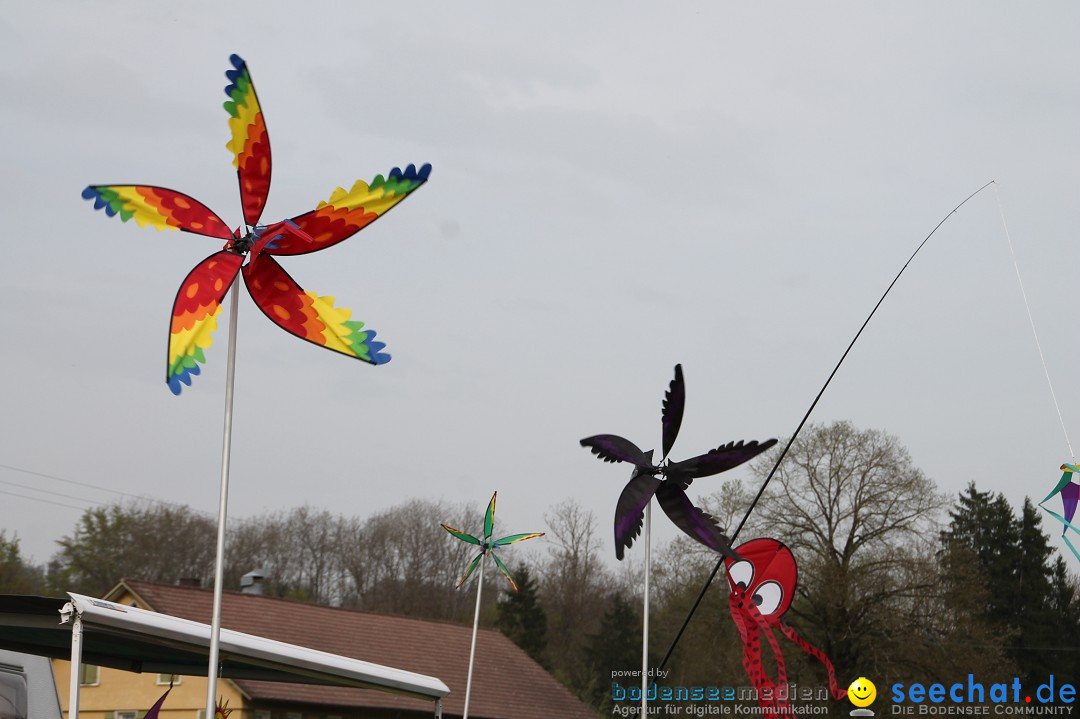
(240, 568), (268, 595)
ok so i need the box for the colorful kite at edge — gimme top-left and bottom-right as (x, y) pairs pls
(580, 364), (778, 560)
(144, 683), (172, 719)
(726, 538), (847, 717)
(442, 492), (544, 592)
(83, 54), (431, 394)
(1040, 463), (1080, 563)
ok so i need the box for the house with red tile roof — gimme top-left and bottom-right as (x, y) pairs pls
(51, 578), (597, 719)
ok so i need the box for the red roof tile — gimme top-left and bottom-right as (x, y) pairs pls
(114, 580), (596, 719)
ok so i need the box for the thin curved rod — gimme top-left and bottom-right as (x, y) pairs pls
(658, 180), (996, 671)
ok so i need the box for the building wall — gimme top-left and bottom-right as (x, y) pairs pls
(52, 659), (246, 719)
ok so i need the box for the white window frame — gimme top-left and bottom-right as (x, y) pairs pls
(116, 711), (138, 719)
(156, 672), (181, 686)
(78, 663), (99, 687)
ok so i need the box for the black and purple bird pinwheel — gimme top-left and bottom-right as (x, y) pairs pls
(580, 365), (777, 561)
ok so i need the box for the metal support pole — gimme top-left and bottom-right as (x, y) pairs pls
(68, 614), (83, 719)
(642, 501), (651, 716)
(463, 554), (485, 719)
(434, 698), (443, 718)
(206, 277), (240, 718)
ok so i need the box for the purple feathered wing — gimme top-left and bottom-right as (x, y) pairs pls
(655, 482), (739, 561)
(614, 463), (663, 560)
(661, 364), (686, 460)
(581, 434), (657, 470)
(668, 439), (779, 482)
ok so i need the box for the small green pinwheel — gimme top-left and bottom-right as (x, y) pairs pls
(441, 492), (544, 592)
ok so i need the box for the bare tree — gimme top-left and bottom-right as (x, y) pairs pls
(339, 498), (484, 621)
(745, 421), (1009, 687)
(536, 500), (614, 696)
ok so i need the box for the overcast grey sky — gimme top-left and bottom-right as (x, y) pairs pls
(2, 2), (1078, 569)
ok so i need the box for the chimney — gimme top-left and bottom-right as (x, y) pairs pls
(240, 568), (267, 595)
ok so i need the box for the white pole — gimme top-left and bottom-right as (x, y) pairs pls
(205, 277), (240, 719)
(642, 501), (651, 717)
(463, 554), (485, 719)
(68, 614), (83, 719)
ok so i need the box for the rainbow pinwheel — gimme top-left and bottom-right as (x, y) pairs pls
(83, 54), (430, 394)
(442, 492), (544, 592)
(580, 364), (778, 561)
(1040, 463), (1080, 563)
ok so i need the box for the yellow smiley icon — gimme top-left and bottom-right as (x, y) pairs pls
(848, 677), (876, 707)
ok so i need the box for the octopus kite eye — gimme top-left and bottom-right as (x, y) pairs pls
(728, 560), (754, 591)
(754, 580), (784, 615)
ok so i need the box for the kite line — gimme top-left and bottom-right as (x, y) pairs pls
(658, 180), (996, 670)
(995, 184), (1074, 459)
(995, 184), (1080, 563)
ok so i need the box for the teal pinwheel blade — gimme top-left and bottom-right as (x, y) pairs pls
(442, 524), (481, 545)
(490, 551), (519, 592)
(1064, 534), (1080, 565)
(456, 552), (484, 588)
(1039, 503), (1080, 538)
(1042, 468), (1076, 504)
(484, 492), (496, 540)
(493, 532), (545, 547)
(1040, 503), (1080, 564)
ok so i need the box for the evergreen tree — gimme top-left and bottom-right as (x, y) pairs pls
(495, 565), (548, 667)
(941, 482), (1022, 630)
(1045, 544), (1080, 681)
(942, 485), (1080, 687)
(1014, 499), (1056, 680)
(583, 593), (640, 712)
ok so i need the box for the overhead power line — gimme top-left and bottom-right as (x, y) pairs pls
(0, 462), (210, 516)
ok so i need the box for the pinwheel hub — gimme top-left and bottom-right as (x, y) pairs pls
(228, 231), (255, 256)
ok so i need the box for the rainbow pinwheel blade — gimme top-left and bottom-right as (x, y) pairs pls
(168, 251), (244, 395)
(275, 164), (432, 256)
(83, 185), (233, 239)
(243, 254), (390, 365)
(224, 54), (271, 227)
